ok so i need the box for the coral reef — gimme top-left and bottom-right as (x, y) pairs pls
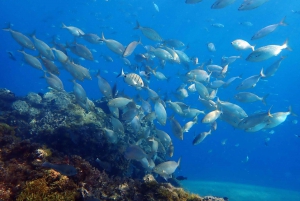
(0, 89), (229, 201)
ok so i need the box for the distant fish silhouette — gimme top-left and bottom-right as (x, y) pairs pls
(7, 51), (16, 61)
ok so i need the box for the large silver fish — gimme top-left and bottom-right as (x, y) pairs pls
(155, 100), (167, 126)
(3, 25), (35, 50)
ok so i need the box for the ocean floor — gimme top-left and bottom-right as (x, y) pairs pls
(181, 180), (300, 201)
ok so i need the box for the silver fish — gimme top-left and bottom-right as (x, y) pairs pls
(264, 56), (286, 77)
(153, 158), (181, 180)
(100, 33), (125, 56)
(202, 110), (222, 123)
(252, 17), (287, 40)
(40, 56), (60, 75)
(163, 39), (185, 48)
(265, 106), (296, 129)
(18, 50), (43, 70)
(169, 116), (183, 140)
(31, 34), (54, 60)
(238, 0), (269, 11)
(61, 23), (84, 37)
(235, 92), (269, 105)
(211, 0), (236, 9)
(124, 145), (147, 161)
(231, 39), (255, 51)
(97, 71), (112, 99)
(155, 100), (167, 126)
(207, 43), (216, 52)
(108, 97), (132, 108)
(193, 130), (212, 145)
(186, 0), (202, 4)
(103, 128), (118, 144)
(236, 69), (265, 90)
(123, 38), (142, 57)
(43, 72), (64, 91)
(81, 33), (102, 44)
(111, 116), (124, 134)
(134, 21), (162, 42)
(67, 42), (94, 61)
(52, 47), (68, 63)
(3, 25), (35, 50)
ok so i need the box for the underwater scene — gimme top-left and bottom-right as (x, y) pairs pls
(0, 0), (299, 200)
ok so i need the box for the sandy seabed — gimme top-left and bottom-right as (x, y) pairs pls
(181, 180), (300, 201)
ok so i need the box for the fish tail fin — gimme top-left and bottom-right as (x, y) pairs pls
(177, 157), (182, 168)
(262, 94), (269, 105)
(268, 106), (273, 118)
(61, 23), (67, 29)
(282, 39), (292, 51)
(251, 45), (255, 51)
(288, 106), (297, 117)
(116, 68), (125, 78)
(134, 21), (140, 29)
(2, 22), (12, 31)
(260, 68), (266, 78)
(279, 16), (288, 26)
(100, 32), (105, 41)
(138, 36), (142, 45)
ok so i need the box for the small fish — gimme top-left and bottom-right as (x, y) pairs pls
(211, 0), (236, 9)
(231, 39), (255, 51)
(239, 21), (253, 26)
(211, 23), (224, 28)
(18, 50), (43, 70)
(169, 116), (183, 140)
(185, 0), (203, 4)
(207, 42), (216, 52)
(202, 110), (222, 123)
(269, 130), (275, 134)
(61, 23), (84, 37)
(153, 2), (159, 12)
(153, 157), (181, 180)
(292, 120), (298, 125)
(134, 21), (162, 42)
(176, 176), (187, 180)
(42, 162), (77, 176)
(235, 92), (269, 105)
(236, 69), (265, 90)
(100, 32), (125, 56)
(7, 51), (16, 61)
(123, 38), (142, 57)
(117, 68), (144, 89)
(193, 130), (212, 145)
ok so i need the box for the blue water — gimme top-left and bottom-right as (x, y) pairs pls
(1, 0), (299, 196)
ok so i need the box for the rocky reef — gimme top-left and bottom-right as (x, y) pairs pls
(0, 88), (227, 201)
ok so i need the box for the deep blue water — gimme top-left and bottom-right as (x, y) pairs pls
(0, 0), (299, 193)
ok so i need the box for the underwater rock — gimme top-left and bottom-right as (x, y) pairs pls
(12, 100), (29, 114)
(0, 88), (15, 101)
(43, 90), (73, 110)
(26, 92), (42, 105)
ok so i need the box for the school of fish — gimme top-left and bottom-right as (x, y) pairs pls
(2, 0), (298, 180)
